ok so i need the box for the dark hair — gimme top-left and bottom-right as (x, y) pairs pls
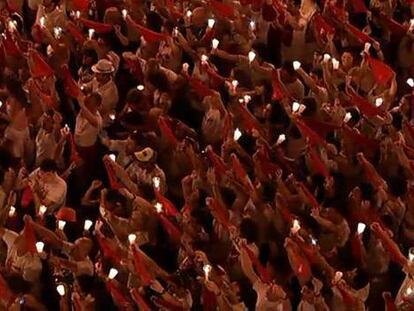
(126, 88), (145, 105)
(6, 78), (26, 105)
(282, 61), (296, 76)
(240, 218), (258, 243)
(82, 48), (98, 63)
(146, 11), (163, 32)
(40, 159), (58, 172)
(301, 97), (317, 117)
(147, 71), (170, 93)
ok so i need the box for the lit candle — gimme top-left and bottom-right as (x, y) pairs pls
(203, 264), (212, 281)
(249, 21), (255, 31)
(292, 102), (300, 112)
(56, 284), (65, 296)
(84, 219), (93, 231)
(291, 219), (301, 234)
(248, 51), (256, 64)
(276, 134), (286, 145)
(212, 38), (219, 50)
(344, 112), (352, 123)
(201, 55), (209, 64)
(182, 63), (189, 72)
(58, 220), (66, 230)
(410, 19), (414, 31)
(357, 222), (366, 235)
(76, 10), (81, 19)
(364, 42), (371, 53)
(323, 54), (331, 62)
(208, 19), (215, 28)
(407, 78), (414, 88)
(152, 176), (161, 189)
(137, 85), (145, 91)
(407, 287), (413, 296)
(375, 97), (383, 107)
(231, 80), (239, 89)
(128, 233), (137, 245)
(8, 20), (16, 32)
(109, 114), (116, 121)
(311, 237), (318, 246)
(108, 268), (119, 280)
(0, 101), (3, 108)
(233, 128), (242, 141)
(173, 27), (179, 37)
(293, 61), (301, 71)
(40, 17), (45, 27)
(88, 28), (95, 40)
(186, 10), (192, 18)
(155, 202), (163, 213)
(109, 154), (116, 162)
(244, 95), (251, 104)
(8, 206), (16, 217)
(53, 27), (62, 39)
(36, 241), (45, 253)
(39, 205), (47, 216)
(334, 271), (343, 283)
(122, 9), (128, 19)
(332, 58), (340, 70)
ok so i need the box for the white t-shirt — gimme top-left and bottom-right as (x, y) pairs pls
(88, 78), (119, 115)
(35, 129), (58, 166)
(29, 169), (67, 212)
(75, 111), (103, 147)
(62, 242), (94, 276)
(253, 280), (291, 311)
(2, 230), (42, 282)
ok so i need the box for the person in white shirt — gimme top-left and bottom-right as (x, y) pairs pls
(35, 111), (63, 167)
(0, 227), (42, 283)
(84, 59), (119, 126)
(27, 158), (67, 213)
(29, 218), (94, 277)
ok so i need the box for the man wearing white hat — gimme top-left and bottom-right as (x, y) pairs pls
(84, 59), (119, 126)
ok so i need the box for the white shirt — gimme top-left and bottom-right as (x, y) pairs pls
(253, 280), (291, 311)
(88, 78), (119, 115)
(35, 129), (58, 166)
(62, 242), (94, 276)
(2, 230), (42, 282)
(29, 169), (67, 212)
(75, 111), (103, 147)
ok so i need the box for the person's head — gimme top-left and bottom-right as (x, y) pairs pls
(92, 59), (115, 84)
(85, 92), (102, 113)
(134, 147), (157, 169)
(341, 51), (354, 69)
(73, 237), (93, 259)
(39, 158), (58, 182)
(82, 48), (98, 67)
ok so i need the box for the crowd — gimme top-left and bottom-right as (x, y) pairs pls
(3, 0), (414, 310)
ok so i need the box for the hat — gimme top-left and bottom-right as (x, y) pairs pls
(92, 59), (115, 74)
(134, 147), (155, 162)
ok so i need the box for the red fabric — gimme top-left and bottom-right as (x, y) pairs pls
(313, 14), (335, 39)
(222, 112), (233, 140)
(158, 117), (178, 146)
(24, 221), (37, 254)
(350, 0), (367, 13)
(96, 234), (122, 264)
(66, 22), (86, 45)
(29, 50), (54, 78)
(130, 289), (152, 311)
(155, 190), (179, 217)
(262, 2), (277, 21)
(21, 187), (33, 208)
(298, 182), (320, 211)
(0, 273), (13, 306)
(152, 297), (183, 311)
(103, 158), (122, 190)
(371, 222), (408, 267)
(32, 24), (43, 44)
(106, 281), (129, 310)
(256, 145), (281, 177)
(56, 207), (77, 222)
(201, 28), (216, 44)
(359, 155), (384, 189)
(350, 90), (383, 117)
(206, 147), (227, 177)
(210, 0), (235, 17)
(159, 214), (182, 244)
(189, 78), (214, 98)
(272, 70), (289, 100)
(124, 58), (144, 81)
(304, 119), (338, 137)
(72, 0), (89, 11)
(243, 244), (272, 283)
(2, 34), (21, 56)
(128, 19), (167, 43)
(308, 147), (330, 178)
(61, 65), (81, 98)
(205, 66), (225, 89)
(206, 197), (230, 228)
(132, 246), (153, 285)
(345, 23), (374, 44)
(403, 121), (414, 144)
(79, 18), (113, 33)
(0, 45), (5, 67)
(383, 292), (397, 311)
(295, 119), (326, 147)
(202, 287), (218, 311)
(238, 104), (261, 134)
(351, 234), (363, 263)
(366, 55), (394, 85)
(68, 133), (82, 164)
(285, 239), (312, 284)
(277, 199), (295, 223)
(378, 13), (407, 37)
(231, 154), (254, 192)
(165, 0), (182, 20)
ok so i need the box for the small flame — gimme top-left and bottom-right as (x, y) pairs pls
(375, 97), (383, 107)
(357, 222), (366, 234)
(122, 9), (128, 19)
(152, 176), (161, 189)
(212, 38), (219, 49)
(56, 284), (65, 296)
(84, 219), (93, 231)
(88, 28), (95, 40)
(137, 85), (145, 91)
(407, 78), (414, 88)
(344, 112), (352, 123)
(58, 220), (66, 230)
(108, 268), (118, 280)
(155, 202), (163, 213)
(203, 264), (212, 280)
(128, 234), (137, 245)
(40, 17), (45, 27)
(292, 102), (300, 112)
(109, 154), (116, 161)
(293, 61), (301, 70)
(276, 134), (286, 145)
(39, 205), (47, 216)
(248, 51), (256, 63)
(8, 206), (16, 217)
(233, 128), (242, 141)
(36, 241), (45, 253)
(208, 19), (215, 28)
